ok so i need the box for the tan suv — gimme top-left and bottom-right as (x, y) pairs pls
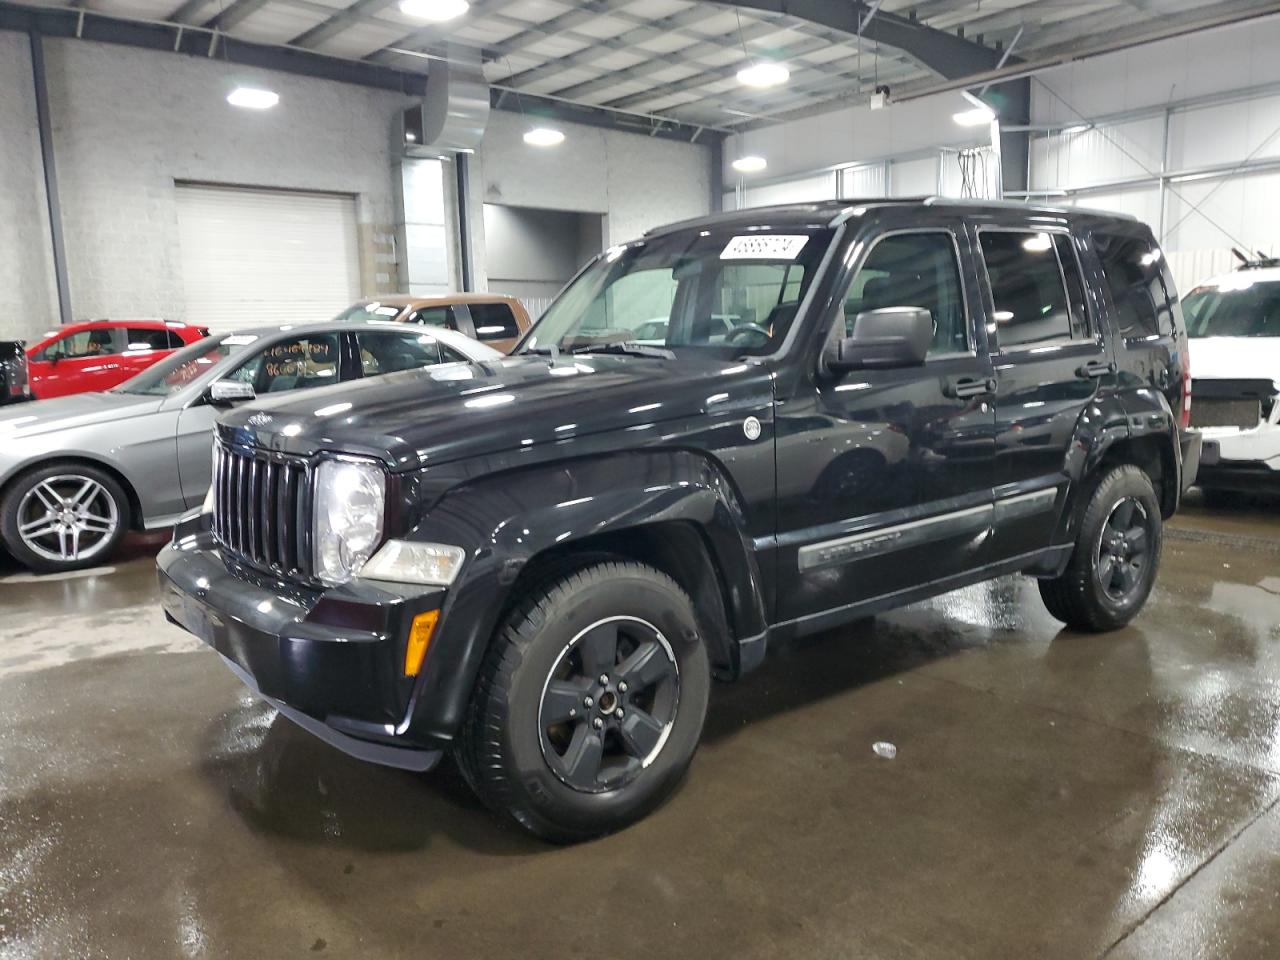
(334, 293), (532, 354)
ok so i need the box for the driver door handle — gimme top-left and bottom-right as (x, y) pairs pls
(945, 376), (997, 399)
(1076, 360), (1116, 379)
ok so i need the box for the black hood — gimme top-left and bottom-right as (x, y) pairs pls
(218, 353), (774, 470)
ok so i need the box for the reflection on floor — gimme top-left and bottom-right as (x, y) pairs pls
(1, 494), (1279, 958)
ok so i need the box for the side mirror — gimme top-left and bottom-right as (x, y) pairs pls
(825, 307), (933, 372)
(207, 380), (256, 405)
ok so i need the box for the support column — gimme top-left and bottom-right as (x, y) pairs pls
(29, 32), (72, 326)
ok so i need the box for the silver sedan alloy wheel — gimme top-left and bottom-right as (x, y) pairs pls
(16, 474), (120, 564)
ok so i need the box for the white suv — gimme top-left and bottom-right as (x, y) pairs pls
(1184, 263), (1280, 496)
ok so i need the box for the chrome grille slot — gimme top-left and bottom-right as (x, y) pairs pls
(212, 441), (312, 576)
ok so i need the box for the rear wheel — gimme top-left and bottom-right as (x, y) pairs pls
(0, 464), (130, 572)
(456, 561), (710, 842)
(1038, 465), (1162, 632)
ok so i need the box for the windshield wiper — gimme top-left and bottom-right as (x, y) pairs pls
(576, 341), (675, 360)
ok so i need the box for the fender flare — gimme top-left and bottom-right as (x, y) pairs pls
(400, 449), (769, 742)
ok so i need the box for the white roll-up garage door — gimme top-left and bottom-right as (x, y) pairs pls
(174, 184), (361, 331)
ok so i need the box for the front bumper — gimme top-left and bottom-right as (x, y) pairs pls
(158, 513), (447, 770)
(1195, 424), (1280, 491)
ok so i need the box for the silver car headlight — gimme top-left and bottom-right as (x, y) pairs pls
(314, 458), (386, 584)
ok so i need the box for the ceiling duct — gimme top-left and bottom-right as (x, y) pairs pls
(400, 46), (489, 157)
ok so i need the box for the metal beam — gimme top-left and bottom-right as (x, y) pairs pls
(28, 31), (72, 326)
(290, 0), (396, 49)
(0, 3), (430, 95)
(712, 0), (1012, 80)
(201, 0), (271, 31)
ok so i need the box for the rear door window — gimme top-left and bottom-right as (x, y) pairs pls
(979, 231), (1075, 348)
(356, 329), (464, 375)
(125, 327), (177, 351)
(1093, 233), (1174, 339)
(468, 302), (522, 342)
(43, 328), (122, 360)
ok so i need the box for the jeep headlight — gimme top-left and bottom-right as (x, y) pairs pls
(314, 458), (385, 584)
(359, 540), (466, 586)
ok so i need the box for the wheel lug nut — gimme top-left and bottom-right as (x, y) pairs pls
(592, 717), (604, 730)
(615, 708), (624, 719)
(569, 708), (577, 717)
(617, 681), (628, 693)
(583, 696), (594, 708)
(599, 674), (610, 685)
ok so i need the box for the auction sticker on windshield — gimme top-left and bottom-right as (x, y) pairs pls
(721, 235), (809, 260)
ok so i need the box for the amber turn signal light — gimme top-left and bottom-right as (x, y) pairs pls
(404, 610), (439, 677)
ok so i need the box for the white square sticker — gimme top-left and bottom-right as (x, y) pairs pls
(720, 234), (810, 261)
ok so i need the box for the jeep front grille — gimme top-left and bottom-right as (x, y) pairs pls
(212, 442), (313, 577)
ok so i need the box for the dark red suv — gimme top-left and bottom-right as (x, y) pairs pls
(27, 320), (209, 399)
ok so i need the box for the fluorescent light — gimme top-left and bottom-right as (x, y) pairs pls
(227, 87), (279, 110)
(953, 106), (995, 126)
(523, 127), (565, 147)
(405, 131), (417, 141)
(398, 0), (469, 21)
(732, 155), (767, 173)
(737, 62), (789, 88)
(1022, 233), (1052, 252)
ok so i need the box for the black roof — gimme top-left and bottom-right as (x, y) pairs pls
(646, 197), (1139, 238)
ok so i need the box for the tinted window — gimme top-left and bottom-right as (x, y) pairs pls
(468, 302), (521, 341)
(124, 327), (178, 351)
(1183, 279), (1280, 338)
(409, 306), (457, 329)
(1094, 233), (1173, 338)
(843, 232), (968, 356)
(356, 329), (464, 375)
(1055, 234), (1091, 339)
(43, 328), (120, 360)
(980, 231), (1073, 347)
(231, 334), (341, 394)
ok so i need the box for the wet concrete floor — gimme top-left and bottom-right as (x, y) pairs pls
(2, 494), (1279, 958)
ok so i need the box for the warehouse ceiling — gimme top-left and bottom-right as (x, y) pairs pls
(10, 0), (1280, 129)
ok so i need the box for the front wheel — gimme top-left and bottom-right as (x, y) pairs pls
(1038, 464), (1162, 632)
(456, 561), (711, 842)
(0, 463), (130, 573)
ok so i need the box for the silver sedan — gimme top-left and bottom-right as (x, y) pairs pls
(0, 321), (500, 573)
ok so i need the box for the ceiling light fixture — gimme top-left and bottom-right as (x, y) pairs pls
(736, 61), (789, 88)
(227, 87), (279, 110)
(732, 155), (767, 174)
(398, 0), (469, 20)
(953, 106), (995, 127)
(523, 127), (565, 147)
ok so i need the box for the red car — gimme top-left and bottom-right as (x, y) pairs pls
(27, 320), (209, 399)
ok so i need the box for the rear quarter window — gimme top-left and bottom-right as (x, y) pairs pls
(1093, 233), (1177, 339)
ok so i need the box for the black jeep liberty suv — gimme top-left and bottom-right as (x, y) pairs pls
(159, 199), (1201, 841)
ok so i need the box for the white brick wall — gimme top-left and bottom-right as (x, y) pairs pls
(0, 34), (59, 343)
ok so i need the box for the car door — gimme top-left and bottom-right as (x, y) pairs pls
(117, 327), (180, 384)
(774, 223), (997, 626)
(977, 225), (1114, 561)
(174, 331), (347, 508)
(30, 328), (124, 398)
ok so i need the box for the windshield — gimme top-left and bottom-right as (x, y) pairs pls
(521, 226), (834, 357)
(113, 334), (251, 396)
(1183, 278), (1280, 338)
(333, 302), (405, 323)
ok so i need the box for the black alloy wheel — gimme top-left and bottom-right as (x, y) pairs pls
(1094, 497), (1151, 603)
(538, 616), (680, 794)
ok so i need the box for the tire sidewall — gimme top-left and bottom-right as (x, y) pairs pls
(1, 463), (130, 572)
(500, 568), (710, 837)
